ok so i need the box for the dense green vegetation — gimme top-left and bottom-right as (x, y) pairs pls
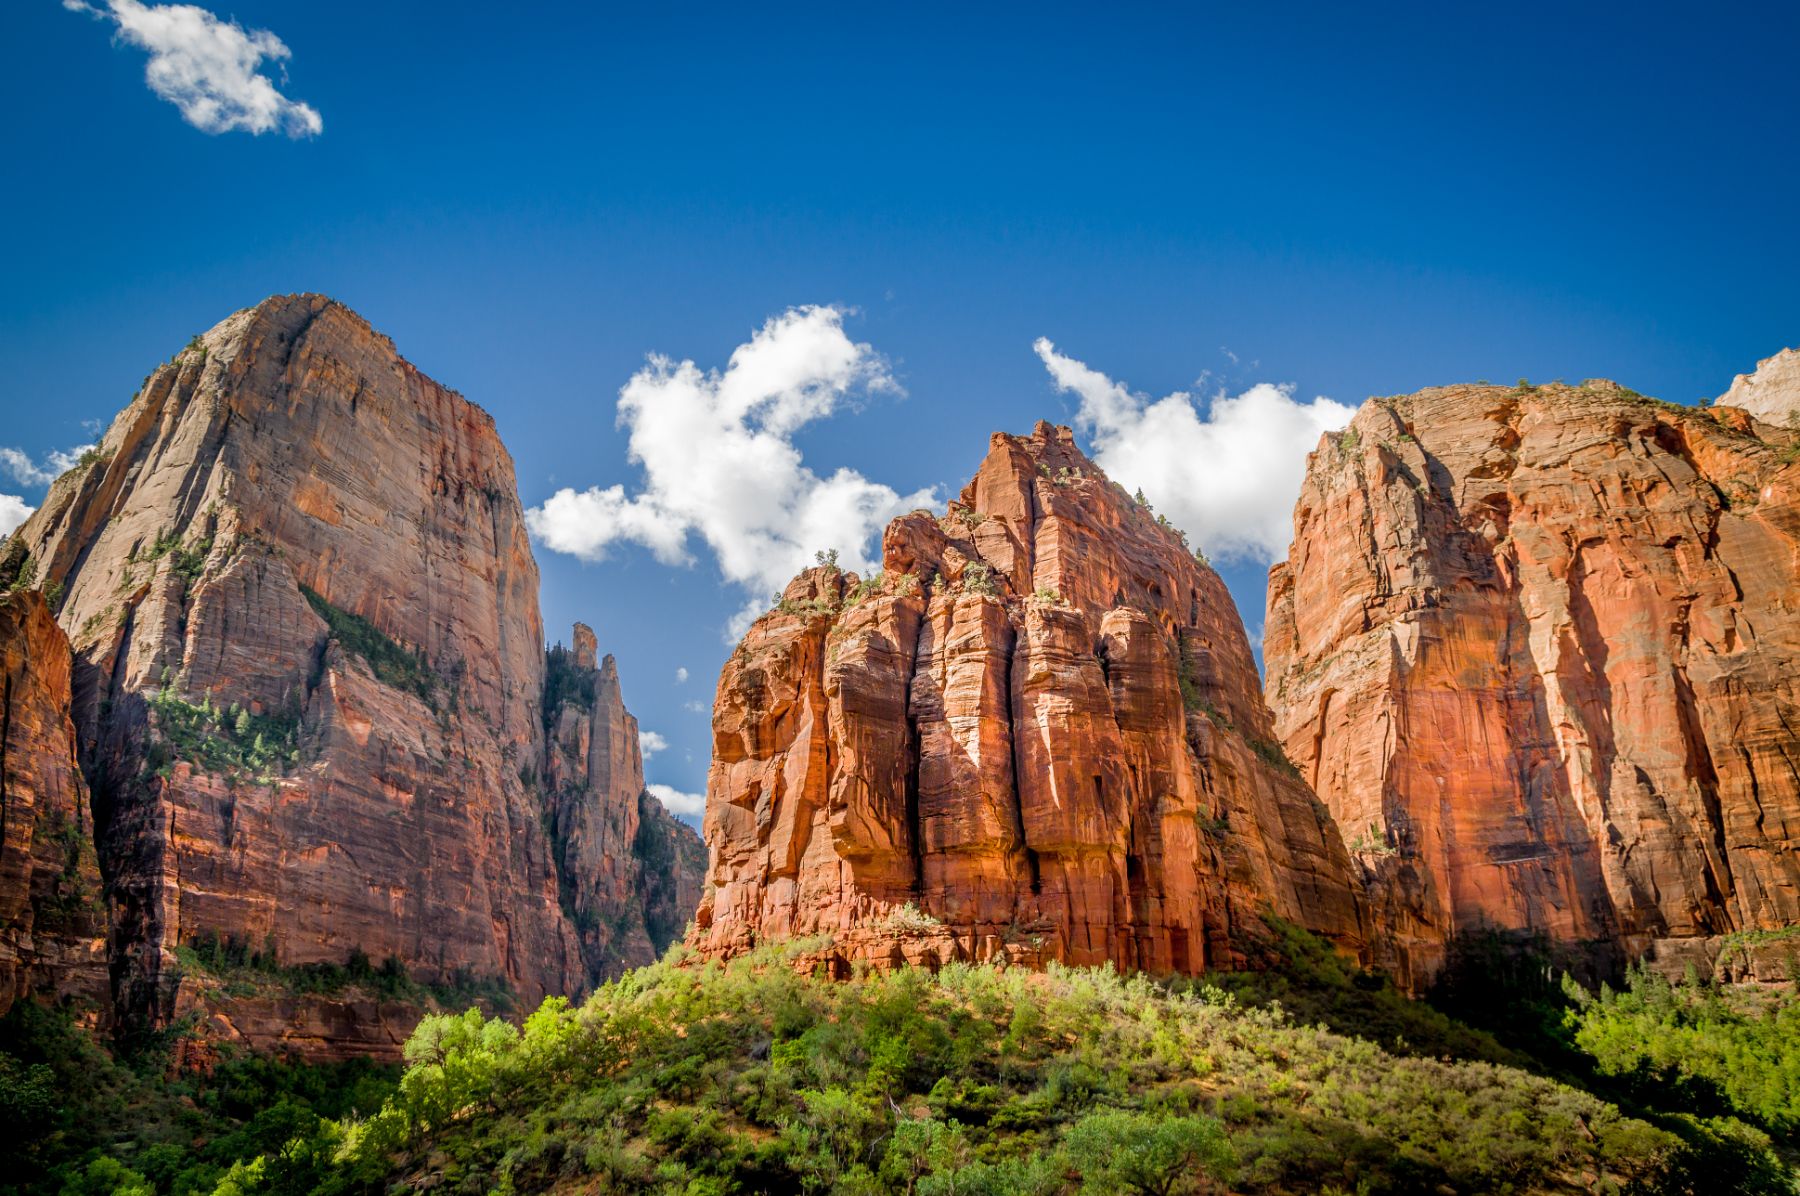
(144, 679), (302, 784)
(0, 1001), (397, 1196)
(175, 935), (1790, 1195)
(1571, 967), (1800, 1141)
(299, 586), (438, 708)
(6, 924), (1794, 1195)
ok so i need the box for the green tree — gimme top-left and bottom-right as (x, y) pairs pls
(1063, 1110), (1235, 1196)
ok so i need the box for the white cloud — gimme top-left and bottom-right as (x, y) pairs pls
(675, 667), (689, 684)
(639, 730), (669, 759)
(0, 444), (97, 488)
(684, 700), (709, 714)
(66, 0), (322, 137)
(527, 306), (935, 636)
(647, 783), (706, 818)
(0, 496), (33, 537)
(1034, 338), (1354, 562)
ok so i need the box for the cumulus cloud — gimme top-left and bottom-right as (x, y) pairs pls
(1034, 339), (1354, 562)
(0, 444), (97, 488)
(647, 783), (706, 818)
(639, 730), (669, 760)
(528, 306), (936, 636)
(675, 667), (689, 684)
(0, 496), (33, 537)
(65, 0), (322, 137)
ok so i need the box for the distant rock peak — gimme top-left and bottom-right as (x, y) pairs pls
(1716, 345), (1800, 427)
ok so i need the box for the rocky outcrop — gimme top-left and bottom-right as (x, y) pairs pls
(1717, 347), (1800, 427)
(543, 624), (705, 982)
(4, 295), (702, 1056)
(691, 423), (1366, 974)
(0, 589), (107, 1017)
(1266, 379), (1800, 987)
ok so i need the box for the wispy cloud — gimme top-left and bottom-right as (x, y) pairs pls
(66, 0), (322, 137)
(527, 306), (935, 636)
(639, 730), (669, 760)
(0, 496), (33, 538)
(647, 783), (706, 818)
(675, 667), (689, 684)
(1034, 339), (1354, 562)
(0, 444), (96, 488)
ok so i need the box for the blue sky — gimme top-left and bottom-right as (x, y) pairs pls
(4, 1), (1797, 819)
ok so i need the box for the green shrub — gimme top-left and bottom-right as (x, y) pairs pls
(963, 563), (997, 597)
(144, 682), (301, 782)
(300, 585), (438, 707)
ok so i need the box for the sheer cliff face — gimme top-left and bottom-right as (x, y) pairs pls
(692, 423), (1366, 974)
(1266, 380), (1800, 986)
(2, 295), (700, 1052)
(543, 624), (706, 983)
(0, 591), (107, 1016)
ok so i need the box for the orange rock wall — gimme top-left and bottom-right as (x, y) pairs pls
(5, 295), (702, 1055)
(1266, 381), (1800, 986)
(692, 423), (1366, 973)
(0, 589), (107, 1016)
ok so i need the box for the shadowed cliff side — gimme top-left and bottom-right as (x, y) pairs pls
(0, 588), (107, 1018)
(543, 623), (706, 983)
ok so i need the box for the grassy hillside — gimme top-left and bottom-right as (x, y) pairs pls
(4, 928), (1793, 1196)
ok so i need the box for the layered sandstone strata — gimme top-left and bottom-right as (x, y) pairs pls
(1266, 378), (1800, 986)
(0, 589), (107, 1016)
(4, 295), (701, 1054)
(691, 423), (1366, 974)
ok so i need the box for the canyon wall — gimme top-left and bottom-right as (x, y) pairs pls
(543, 624), (708, 982)
(1266, 375), (1800, 987)
(691, 422), (1366, 974)
(0, 589), (108, 1017)
(1, 295), (701, 1056)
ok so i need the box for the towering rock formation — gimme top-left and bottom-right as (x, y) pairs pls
(0, 589), (107, 1016)
(1266, 378), (1800, 987)
(692, 423), (1366, 974)
(2, 295), (702, 1056)
(543, 624), (708, 982)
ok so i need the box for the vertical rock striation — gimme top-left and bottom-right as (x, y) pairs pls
(3, 295), (702, 1056)
(1266, 378), (1800, 987)
(691, 423), (1366, 974)
(543, 623), (706, 982)
(0, 589), (108, 1016)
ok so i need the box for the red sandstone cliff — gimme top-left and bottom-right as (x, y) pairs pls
(1266, 378), (1800, 987)
(0, 589), (107, 1017)
(1, 295), (701, 1056)
(691, 422), (1366, 974)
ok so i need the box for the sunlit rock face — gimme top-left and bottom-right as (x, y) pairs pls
(1266, 377), (1800, 988)
(691, 421), (1367, 975)
(5, 295), (700, 1057)
(1717, 346), (1800, 427)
